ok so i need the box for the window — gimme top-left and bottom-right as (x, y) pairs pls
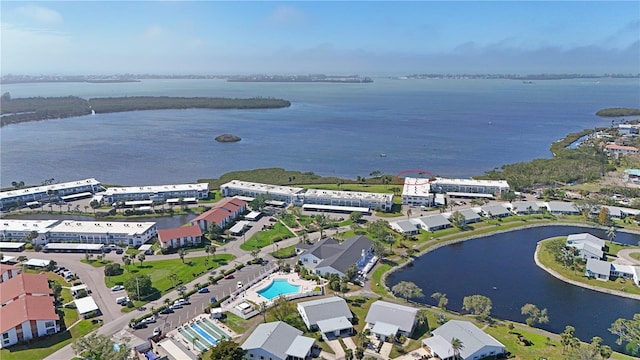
(2, 333), (9, 339)
(45, 321), (55, 328)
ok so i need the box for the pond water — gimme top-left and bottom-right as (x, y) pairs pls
(387, 225), (640, 351)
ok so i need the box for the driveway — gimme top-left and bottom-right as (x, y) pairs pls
(615, 249), (640, 265)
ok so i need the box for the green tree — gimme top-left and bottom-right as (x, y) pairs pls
(249, 194), (269, 211)
(501, 191), (517, 203)
(345, 264), (358, 280)
(372, 241), (386, 258)
(598, 207), (611, 225)
(588, 336), (613, 360)
(521, 303), (549, 327)
(122, 255), (131, 272)
(45, 260), (57, 272)
(178, 248), (186, 263)
(104, 263), (122, 276)
(561, 325), (580, 353)
(204, 245), (211, 259)
(369, 170), (382, 178)
(609, 313), (640, 355)
(350, 211), (363, 223)
(449, 211), (466, 229)
(416, 309), (429, 328)
(606, 226), (617, 242)
(125, 275), (154, 301)
(137, 252), (146, 266)
(345, 348), (354, 360)
(355, 346), (365, 360)
(431, 292), (448, 309)
(250, 249), (260, 261)
(271, 296), (295, 322)
(391, 281), (424, 301)
(451, 337), (464, 359)
(207, 339), (247, 360)
(72, 333), (129, 360)
(462, 295), (492, 319)
(367, 219), (390, 241)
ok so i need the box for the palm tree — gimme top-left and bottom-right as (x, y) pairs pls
(607, 226), (616, 242)
(122, 255), (131, 272)
(451, 337), (464, 359)
(137, 253), (146, 267)
(178, 248), (186, 263)
(204, 245), (211, 260)
(164, 298), (171, 307)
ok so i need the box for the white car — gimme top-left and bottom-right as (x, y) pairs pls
(152, 327), (161, 336)
(237, 281), (243, 288)
(111, 285), (125, 291)
(144, 316), (156, 324)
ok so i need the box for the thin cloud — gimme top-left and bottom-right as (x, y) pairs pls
(266, 6), (309, 27)
(142, 25), (166, 40)
(13, 5), (63, 25)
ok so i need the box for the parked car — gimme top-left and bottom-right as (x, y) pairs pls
(130, 322), (147, 329)
(223, 274), (234, 279)
(177, 285), (187, 291)
(159, 307), (174, 314)
(197, 287), (210, 293)
(111, 285), (125, 291)
(115, 248), (124, 254)
(152, 327), (161, 336)
(174, 298), (190, 306)
(169, 304), (182, 310)
(237, 281), (243, 288)
(144, 316), (156, 324)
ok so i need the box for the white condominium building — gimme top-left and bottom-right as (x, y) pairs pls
(401, 178), (434, 206)
(303, 189), (393, 211)
(220, 180), (304, 203)
(430, 178), (510, 194)
(0, 219), (157, 247)
(102, 183), (209, 204)
(0, 178), (102, 210)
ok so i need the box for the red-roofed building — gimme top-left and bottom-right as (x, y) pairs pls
(0, 295), (60, 348)
(158, 225), (203, 249)
(190, 197), (247, 232)
(0, 273), (53, 306)
(605, 143), (639, 156)
(0, 264), (21, 283)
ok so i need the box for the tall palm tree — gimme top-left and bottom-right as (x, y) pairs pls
(204, 245), (211, 260)
(451, 337), (464, 359)
(178, 248), (186, 263)
(606, 226), (616, 242)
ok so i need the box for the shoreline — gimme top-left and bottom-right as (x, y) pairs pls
(380, 222), (640, 301)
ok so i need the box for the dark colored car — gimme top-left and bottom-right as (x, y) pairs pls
(115, 248), (124, 254)
(130, 322), (147, 329)
(159, 307), (174, 314)
(197, 287), (210, 293)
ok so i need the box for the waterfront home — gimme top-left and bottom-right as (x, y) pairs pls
(0, 273), (59, 348)
(452, 208), (482, 224)
(297, 235), (374, 277)
(546, 201), (580, 215)
(413, 214), (451, 231)
(422, 320), (505, 360)
(241, 321), (315, 360)
(510, 201), (542, 215)
(389, 220), (420, 235)
(0, 264), (20, 283)
(585, 258), (640, 285)
(297, 296), (353, 337)
(365, 300), (418, 341)
(480, 204), (511, 218)
(605, 143), (639, 156)
(0, 178), (102, 211)
(157, 225), (202, 249)
(566, 233), (605, 260)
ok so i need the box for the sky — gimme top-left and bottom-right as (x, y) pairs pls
(1, 1), (639, 75)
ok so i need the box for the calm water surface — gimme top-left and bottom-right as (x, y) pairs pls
(2, 78), (639, 186)
(387, 225), (640, 350)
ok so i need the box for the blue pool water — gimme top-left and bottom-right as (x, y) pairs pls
(257, 279), (301, 300)
(190, 324), (218, 346)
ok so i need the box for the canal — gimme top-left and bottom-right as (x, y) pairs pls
(387, 225), (640, 351)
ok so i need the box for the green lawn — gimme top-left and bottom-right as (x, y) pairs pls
(606, 241), (640, 258)
(270, 244), (297, 258)
(483, 322), (564, 360)
(345, 296), (375, 333)
(538, 238), (640, 295)
(105, 254), (235, 294)
(631, 252), (640, 261)
(240, 223), (294, 251)
(219, 312), (251, 334)
(80, 259), (113, 267)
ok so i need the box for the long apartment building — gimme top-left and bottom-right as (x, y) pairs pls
(430, 178), (510, 194)
(0, 178), (102, 210)
(302, 189), (393, 211)
(101, 183), (209, 204)
(402, 177), (434, 207)
(0, 219), (157, 247)
(220, 180), (304, 203)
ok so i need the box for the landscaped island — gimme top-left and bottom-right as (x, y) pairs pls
(596, 108), (640, 117)
(0, 95), (291, 126)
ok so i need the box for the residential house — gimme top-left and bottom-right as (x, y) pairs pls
(0, 264), (21, 283)
(585, 258), (640, 285)
(298, 236), (374, 277)
(389, 220), (420, 235)
(566, 233), (605, 260)
(510, 201), (542, 215)
(220, 180), (304, 204)
(414, 215), (451, 232)
(454, 209), (482, 224)
(480, 204), (511, 218)
(241, 321), (315, 360)
(157, 225), (202, 249)
(189, 197), (247, 231)
(605, 144), (639, 156)
(422, 320), (505, 360)
(365, 300), (418, 341)
(546, 201), (580, 215)
(297, 297), (353, 338)
(430, 178), (510, 194)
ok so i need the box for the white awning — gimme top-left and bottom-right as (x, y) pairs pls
(24, 258), (50, 267)
(74, 296), (99, 315)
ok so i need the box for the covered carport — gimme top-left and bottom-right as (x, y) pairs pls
(75, 296), (99, 318)
(316, 316), (353, 338)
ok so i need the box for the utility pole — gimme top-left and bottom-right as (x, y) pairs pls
(136, 277), (140, 301)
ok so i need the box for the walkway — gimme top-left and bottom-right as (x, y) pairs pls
(616, 249), (640, 265)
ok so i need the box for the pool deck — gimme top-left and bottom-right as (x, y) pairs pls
(166, 313), (238, 355)
(227, 272), (320, 309)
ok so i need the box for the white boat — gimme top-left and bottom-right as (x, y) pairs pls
(380, 153), (387, 157)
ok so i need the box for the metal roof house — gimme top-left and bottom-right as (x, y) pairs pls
(480, 204), (511, 218)
(389, 220), (420, 235)
(298, 236), (374, 277)
(365, 300), (418, 340)
(566, 233), (605, 260)
(415, 214), (451, 232)
(455, 208), (482, 224)
(241, 321), (315, 360)
(423, 320), (505, 360)
(510, 201), (542, 214)
(297, 296), (353, 338)
(546, 201), (580, 215)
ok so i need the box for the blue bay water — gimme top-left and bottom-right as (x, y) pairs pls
(1, 78), (639, 186)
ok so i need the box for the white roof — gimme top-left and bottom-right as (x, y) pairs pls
(229, 220), (250, 233)
(138, 244), (152, 251)
(45, 243), (104, 250)
(125, 200), (153, 206)
(402, 177), (432, 197)
(1, 255), (16, 263)
(245, 211), (261, 220)
(24, 258), (51, 267)
(0, 242), (26, 249)
(304, 188), (392, 202)
(586, 258), (612, 276)
(61, 192), (93, 200)
(103, 183), (208, 196)
(221, 180), (304, 196)
(316, 316), (353, 333)
(422, 334), (454, 358)
(370, 321), (399, 337)
(431, 320), (504, 359)
(157, 338), (197, 360)
(447, 192), (495, 199)
(70, 284), (88, 292)
(50, 220), (156, 236)
(432, 177), (509, 189)
(302, 204), (370, 213)
(166, 197), (197, 203)
(0, 220), (60, 233)
(0, 178), (101, 201)
(365, 300), (418, 333)
(74, 296), (99, 314)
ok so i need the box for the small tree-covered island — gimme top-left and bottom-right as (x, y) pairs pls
(0, 93), (291, 126)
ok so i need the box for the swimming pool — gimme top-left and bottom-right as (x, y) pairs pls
(257, 279), (301, 300)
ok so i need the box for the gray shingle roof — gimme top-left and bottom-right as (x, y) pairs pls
(585, 258), (612, 277)
(297, 296), (352, 326)
(365, 300), (418, 333)
(458, 208), (481, 222)
(432, 320), (504, 359)
(241, 321), (313, 360)
(316, 235), (373, 274)
(393, 220), (419, 233)
(481, 204), (510, 216)
(419, 214), (451, 229)
(510, 201), (540, 213)
(546, 201), (579, 213)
